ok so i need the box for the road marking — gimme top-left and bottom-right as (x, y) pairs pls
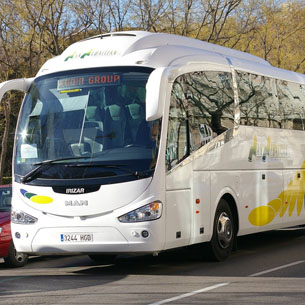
(0, 276), (26, 283)
(249, 260), (305, 277)
(148, 282), (229, 305)
(148, 260), (305, 305)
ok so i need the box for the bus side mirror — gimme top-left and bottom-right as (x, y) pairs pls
(0, 78), (33, 101)
(145, 67), (169, 121)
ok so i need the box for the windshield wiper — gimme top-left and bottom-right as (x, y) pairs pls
(66, 163), (149, 178)
(20, 156), (91, 184)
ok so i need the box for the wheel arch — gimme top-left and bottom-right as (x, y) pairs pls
(221, 193), (239, 236)
(208, 191), (239, 261)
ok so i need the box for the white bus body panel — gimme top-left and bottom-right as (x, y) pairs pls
(191, 126), (305, 236)
(164, 123), (305, 247)
(16, 178), (152, 217)
(165, 161), (193, 249)
(12, 176), (167, 254)
(36, 31), (270, 77)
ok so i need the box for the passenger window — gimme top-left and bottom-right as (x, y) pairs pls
(185, 71), (234, 151)
(277, 80), (305, 130)
(166, 81), (188, 170)
(237, 72), (280, 128)
(166, 71), (235, 170)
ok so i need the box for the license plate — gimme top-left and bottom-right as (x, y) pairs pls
(60, 233), (93, 242)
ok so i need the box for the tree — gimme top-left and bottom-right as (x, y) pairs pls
(0, 93), (11, 184)
(227, 0), (305, 72)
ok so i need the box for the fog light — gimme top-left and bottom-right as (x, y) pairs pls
(15, 232), (21, 239)
(141, 230), (149, 238)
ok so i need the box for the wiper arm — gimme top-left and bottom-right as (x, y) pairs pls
(66, 163), (148, 178)
(20, 156), (91, 184)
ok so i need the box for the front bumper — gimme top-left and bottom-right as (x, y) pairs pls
(14, 225), (163, 255)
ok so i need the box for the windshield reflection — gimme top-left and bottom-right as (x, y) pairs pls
(14, 67), (161, 185)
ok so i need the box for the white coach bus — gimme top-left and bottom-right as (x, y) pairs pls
(1, 31), (305, 261)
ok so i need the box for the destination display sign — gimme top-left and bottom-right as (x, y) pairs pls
(57, 73), (121, 91)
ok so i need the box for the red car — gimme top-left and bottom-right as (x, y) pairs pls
(0, 184), (28, 267)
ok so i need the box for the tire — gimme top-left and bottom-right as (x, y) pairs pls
(88, 254), (116, 265)
(4, 242), (28, 268)
(209, 199), (235, 261)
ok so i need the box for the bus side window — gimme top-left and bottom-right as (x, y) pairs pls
(185, 71), (234, 151)
(236, 72), (280, 128)
(166, 71), (235, 170)
(277, 80), (305, 130)
(166, 81), (188, 170)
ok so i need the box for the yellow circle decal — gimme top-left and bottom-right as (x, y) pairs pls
(267, 198), (282, 213)
(30, 195), (53, 204)
(248, 206), (275, 226)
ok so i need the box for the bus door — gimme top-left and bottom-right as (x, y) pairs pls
(165, 109), (192, 249)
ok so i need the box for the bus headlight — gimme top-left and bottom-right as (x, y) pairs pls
(118, 201), (162, 223)
(11, 209), (38, 225)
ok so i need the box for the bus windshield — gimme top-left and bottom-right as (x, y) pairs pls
(14, 67), (161, 185)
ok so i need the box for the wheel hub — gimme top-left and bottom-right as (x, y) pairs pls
(217, 212), (233, 249)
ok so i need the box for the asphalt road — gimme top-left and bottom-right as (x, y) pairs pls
(1, 227), (305, 305)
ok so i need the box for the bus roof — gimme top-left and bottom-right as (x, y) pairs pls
(37, 31), (305, 84)
(37, 31), (269, 73)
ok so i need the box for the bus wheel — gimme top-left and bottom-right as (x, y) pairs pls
(209, 199), (235, 261)
(4, 242), (28, 268)
(88, 255), (116, 265)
